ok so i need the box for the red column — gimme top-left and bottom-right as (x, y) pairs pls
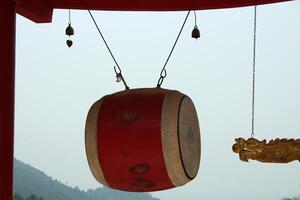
(0, 1), (16, 200)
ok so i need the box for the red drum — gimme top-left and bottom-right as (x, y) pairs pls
(85, 88), (200, 192)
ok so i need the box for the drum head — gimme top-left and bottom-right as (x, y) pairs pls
(178, 97), (201, 179)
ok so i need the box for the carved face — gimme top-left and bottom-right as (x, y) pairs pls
(232, 143), (242, 153)
(232, 138), (246, 153)
(234, 138), (266, 150)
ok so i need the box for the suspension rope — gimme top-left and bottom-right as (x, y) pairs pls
(81, 0), (129, 90)
(251, 6), (257, 137)
(156, 10), (192, 88)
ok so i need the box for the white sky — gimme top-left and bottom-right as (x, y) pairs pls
(15, 1), (300, 200)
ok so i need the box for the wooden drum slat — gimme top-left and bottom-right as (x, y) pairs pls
(85, 98), (109, 187)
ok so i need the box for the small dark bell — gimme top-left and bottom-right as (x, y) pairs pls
(192, 26), (200, 39)
(66, 39), (73, 47)
(65, 24), (74, 36)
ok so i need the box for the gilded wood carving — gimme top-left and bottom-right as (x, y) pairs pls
(232, 137), (300, 163)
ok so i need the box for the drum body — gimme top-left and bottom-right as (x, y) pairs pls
(85, 88), (200, 192)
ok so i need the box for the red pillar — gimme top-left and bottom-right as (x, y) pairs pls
(0, 1), (16, 200)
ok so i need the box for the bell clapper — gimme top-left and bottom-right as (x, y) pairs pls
(65, 9), (74, 47)
(191, 10), (200, 39)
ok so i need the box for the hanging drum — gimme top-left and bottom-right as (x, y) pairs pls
(85, 88), (200, 192)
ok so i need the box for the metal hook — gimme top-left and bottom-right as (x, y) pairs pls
(157, 69), (167, 88)
(113, 66), (129, 90)
(114, 65), (121, 74)
(161, 68), (167, 78)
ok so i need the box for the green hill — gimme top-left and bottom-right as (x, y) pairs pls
(14, 158), (159, 200)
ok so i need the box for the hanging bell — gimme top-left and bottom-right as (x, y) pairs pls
(65, 23), (74, 36)
(191, 26), (200, 39)
(66, 39), (73, 48)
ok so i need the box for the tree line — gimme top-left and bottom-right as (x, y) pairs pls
(14, 194), (43, 200)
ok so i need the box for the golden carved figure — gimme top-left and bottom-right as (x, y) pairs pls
(232, 137), (300, 163)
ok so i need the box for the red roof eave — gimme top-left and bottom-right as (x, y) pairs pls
(15, 0), (291, 23)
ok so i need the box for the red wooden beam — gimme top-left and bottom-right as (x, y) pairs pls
(0, 1), (16, 200)
(51, 0), (291, 11)
(14, 0), (291, 23)
(16, 0), (53, 23)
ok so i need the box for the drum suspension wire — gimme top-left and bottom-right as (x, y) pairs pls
(82, 0), (196, 89)
(251, 6), (257, 137)
(156, 10), (192, 88)
(82, 0), (130, 90)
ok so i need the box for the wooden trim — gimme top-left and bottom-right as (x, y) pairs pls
(177, 97), (201, 180)
(161, 91), (190, 186)
(85, 97), (109, 187)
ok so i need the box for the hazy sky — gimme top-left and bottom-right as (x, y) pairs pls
(15, 1), (300, 200)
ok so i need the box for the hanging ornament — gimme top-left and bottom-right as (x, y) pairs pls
(232, 6), (300, 164)
(191, 11), (200, 39)
(233, 138), (300, 163)
(66, 39), (73, 47)
(65, 9), (74, 48)
(192, 26), (200, 39)
(65, 23), (74, 36)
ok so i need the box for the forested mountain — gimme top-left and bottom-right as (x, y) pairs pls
(283, 196), (300, 200)
(14, 159), (159, 200)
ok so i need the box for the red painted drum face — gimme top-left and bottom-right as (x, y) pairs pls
(85, 88), (200, 192)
